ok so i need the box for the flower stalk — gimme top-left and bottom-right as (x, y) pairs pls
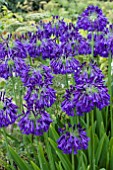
(2, 128), (15, 170)
(108, 52), (113, 136)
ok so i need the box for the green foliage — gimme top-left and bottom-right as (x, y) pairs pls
(6, 0), (49, 12)
(43, 0), (113, 22)
(31, 161), (40, 170)
(0, 103), (112, 170)
(9, 146), (31, 170)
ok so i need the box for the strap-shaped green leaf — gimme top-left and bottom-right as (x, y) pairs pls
(50, 125), (59, 141)
(9, 146), (31, 170)
(95, 133), (106, 165)
(44, 133), (56, 170)
(37, 142), (49, 170)
(49, 138), (72, 170)
(99, 135), (109, 167)
(31, 161), (40, 170)
(110, 146), (113, 170)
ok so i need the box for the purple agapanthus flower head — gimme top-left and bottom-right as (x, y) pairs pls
(0, 36), (14, 79)
(0, 92), (18, 128)
(24, 86), (56, 110)
(21, 65), (54, 88)
(13, 57), (29, 78)
(0, 34), (29, 80)
(76, 5), (108, 32)
(13, 40), (28, 59)
(87, 25), (113, 58)
(48, 32), (90, 74)
(74, 61), (105, 83)
(36, 17), (91, 66)
(93, 33), (109, 58)
(62, 62), (110, 116)
(22, 65), (56, 109)
(74, 64), (110, 115)
(13, 32), (42, 59)
(93, 24), (113, 57)
(18, 109), (52, 136)
(57, 124), (89, 154)
(0, 53), (29, 80)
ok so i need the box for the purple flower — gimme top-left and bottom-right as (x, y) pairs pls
(93, 24), (113, 57)
(57, 124), (89, 154)
(76, 5), (108, 32)
(0, 92), (18, 128)
(13, 32), (42, 59)
(0, 43), (7, 59)
(62, 62), (110, 116)
(74, 62), (105, 84)
(13, 58), (30, 78)
(0, 63), (10, 79)
(61, 85), (76, 116)
(24, 86), (56, 110)
(22, 65), (56, 110)
(13, 40), (27, 58)
(74, 71), (110, 116)
(36, 17), (91, 63)
(50, 57), (80, 74)
(0, 55), (29, 80)
(87, 32), (109, 58)
(18, 110), (52, 136)
(95, 36), (109, 57)
(21, 65), (54, 88)
(86, 24), (113, 58)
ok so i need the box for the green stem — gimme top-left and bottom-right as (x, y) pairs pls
(90, 111), (95, 170)
(2, 128), (15, 170)
(106, 107), (108, 131)
(19, 88), (23, 112)
(44, 132), (55, 170)
(70, 116), (75, 126)
(72, 151), (75, 170)
(87, 113), (89, 128)
(91, 32), (94, 60)
(37, 138), (43, 170)
(108, 53), (113, 136)
(65, 74), (69, 88)
(11, 76), (17, 104)
(28, 55), (33, 66)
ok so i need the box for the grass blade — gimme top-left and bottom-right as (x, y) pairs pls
(49, 138), (72, 170)
(31, 161), (40, 170)
(9, 146), (30, 170)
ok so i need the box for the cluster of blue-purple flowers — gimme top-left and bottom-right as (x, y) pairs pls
(0, 5), (111, 154)
(58, 124), (90, 154)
